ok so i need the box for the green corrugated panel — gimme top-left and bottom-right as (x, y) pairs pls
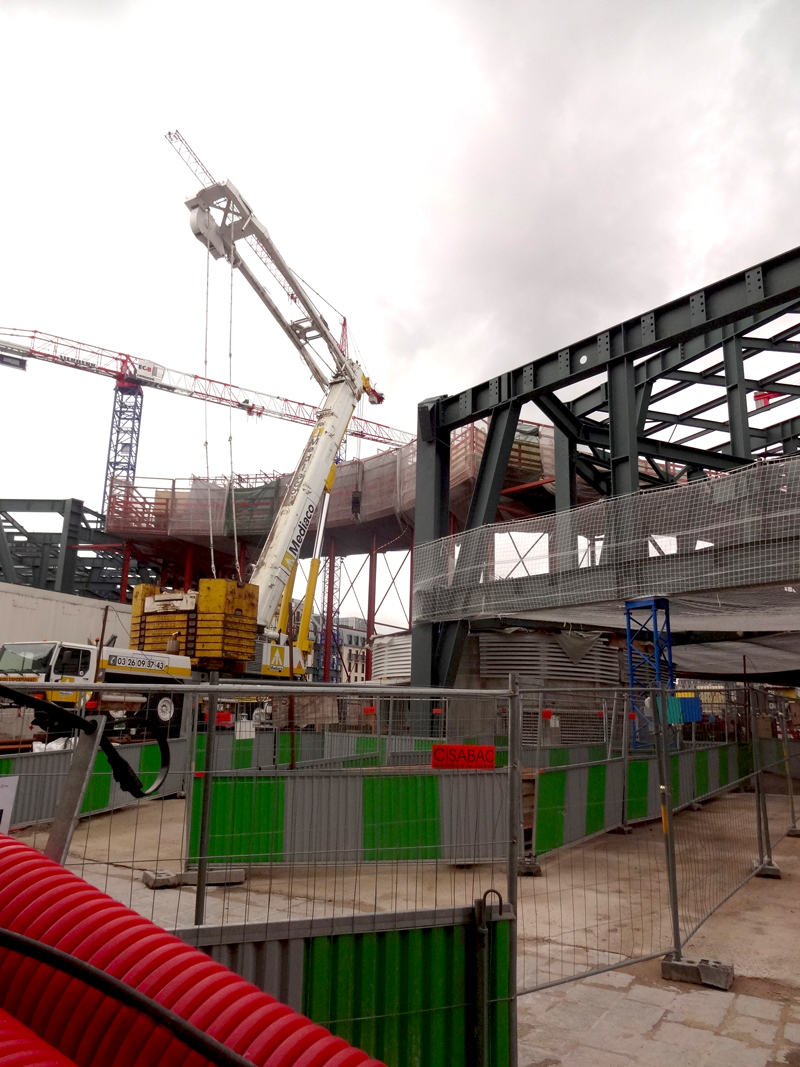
(232, 738), (254, 769)
(589, 745), (607, 763)
(535, 770), (566, 852)
(278, 732), (300, 766)
(81, 750), (112, 813)
(585, 763), (607, 836)
(303, 921), (488, 1067)
(414, 739), (434, 752)
(695, 749), (709, 798)
(0, 759), (13, 776)
(548, 748), (569, 767)
(718, 745), (730, 787)
(138, 743), (162, 792)
(351, 736), (386, 768)
(494, 750), (508, 768)
(189, 775), (284, 862)
(489, 918), (511, 1067)
(362, 777), (441, 860)
(626, 760), (649, 821)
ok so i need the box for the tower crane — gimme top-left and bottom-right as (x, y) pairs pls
(167, 132), (387, 676)
(0, 328), (412, 517)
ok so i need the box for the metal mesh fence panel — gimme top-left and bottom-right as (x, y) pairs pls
(413, 453), (800, 624)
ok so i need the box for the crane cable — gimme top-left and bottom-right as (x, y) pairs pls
(228, 242), (242, 581)
(203, 236), (217, 579)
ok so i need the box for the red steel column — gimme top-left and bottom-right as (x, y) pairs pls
(119, 543), (132, 604)
(366, 532), (377, 681)
(323, 538), (335, 682)
(183, 543), (194, 591)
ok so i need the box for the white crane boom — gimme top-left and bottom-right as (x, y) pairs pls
(170, 141), (384, 636)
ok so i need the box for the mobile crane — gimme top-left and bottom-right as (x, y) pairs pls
(171, 135), (384, 677)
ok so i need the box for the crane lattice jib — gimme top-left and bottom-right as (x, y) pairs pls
(0, 328), (411, 447)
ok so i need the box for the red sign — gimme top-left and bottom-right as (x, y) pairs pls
(431, 744), (496, 769)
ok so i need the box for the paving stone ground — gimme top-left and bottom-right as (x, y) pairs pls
(518, 834), (800, 1066)
(518, 971), (800, 1066)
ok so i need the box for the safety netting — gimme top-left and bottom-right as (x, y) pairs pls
(412, 454), (800, 625)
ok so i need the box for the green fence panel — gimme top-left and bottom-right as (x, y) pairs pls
(585, 763), (607, 836)
(80, 750), (112, 814)
(232, 738), (254, 770)
(0, 759), (13, 776)
(548, 748), (570, 767)
(626, 760), (650, 821)
(535, 770), (566, 852)
(189, 775), (285, 862)
(138, 743), (163, 793)
(302, 918), (507, 1067)
(363, 776), (441, 861)
(695, 749), (709, 798)
(589, 745), (607, 763)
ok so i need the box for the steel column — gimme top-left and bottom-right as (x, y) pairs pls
(183, 543), (194, 591)
(723, 334), (753, 461)
(553, 426), (576, 512)
(0, 525), (18, 584)
(608, 359), (639, 495)
(410, 397), (451, 687)
(54, 499), (83, 594)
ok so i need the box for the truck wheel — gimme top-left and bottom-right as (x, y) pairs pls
(148, 693), (183, 737)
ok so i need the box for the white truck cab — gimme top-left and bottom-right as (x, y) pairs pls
(0, 641), (191, 740)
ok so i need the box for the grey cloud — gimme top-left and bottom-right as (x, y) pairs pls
(387, 0), (800, 398)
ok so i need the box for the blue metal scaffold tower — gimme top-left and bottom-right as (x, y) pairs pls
(625, 597), (674, 746)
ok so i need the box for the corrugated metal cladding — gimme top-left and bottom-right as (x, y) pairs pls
(180, 906), (512, 1067)
(0, 582), (132, 645)
(370, 633), (412, 683)
(479, 632), (620, 685)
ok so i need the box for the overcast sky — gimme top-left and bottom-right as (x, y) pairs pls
(1, 0), (799, 518)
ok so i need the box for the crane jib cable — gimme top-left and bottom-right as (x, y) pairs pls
(0, 926), (257, 1067)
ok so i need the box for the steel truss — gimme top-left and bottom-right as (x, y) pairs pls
(413, 243), (800, 686)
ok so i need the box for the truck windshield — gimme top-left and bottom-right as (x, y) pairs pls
(0, 643), (56, 673)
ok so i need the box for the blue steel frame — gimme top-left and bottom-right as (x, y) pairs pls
(625, 597), (674, 747)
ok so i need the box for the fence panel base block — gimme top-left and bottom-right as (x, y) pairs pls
(661, 952), (734, 990)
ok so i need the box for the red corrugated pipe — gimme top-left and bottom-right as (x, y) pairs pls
(0, 1006), (79, 1065)
(0, 837), (385, 1067)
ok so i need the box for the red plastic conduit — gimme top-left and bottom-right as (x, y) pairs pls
(0, 1007), (79, 1066)
(0, 837), (386, 1067)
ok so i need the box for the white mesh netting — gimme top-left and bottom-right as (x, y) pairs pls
(412, 454), (800, 625)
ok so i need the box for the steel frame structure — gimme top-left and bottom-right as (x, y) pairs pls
(412, 243), (800, 687)
(0, 499), (158, 598)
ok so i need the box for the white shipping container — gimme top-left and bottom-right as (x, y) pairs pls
(0, 582), (131, 647)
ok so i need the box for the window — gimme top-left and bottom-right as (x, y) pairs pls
(0, 642), (56, 673)
(53, 646), (91, 677)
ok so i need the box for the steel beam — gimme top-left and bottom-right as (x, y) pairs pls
(438, 254), (800, 431)
(570, 300), (800, 418)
